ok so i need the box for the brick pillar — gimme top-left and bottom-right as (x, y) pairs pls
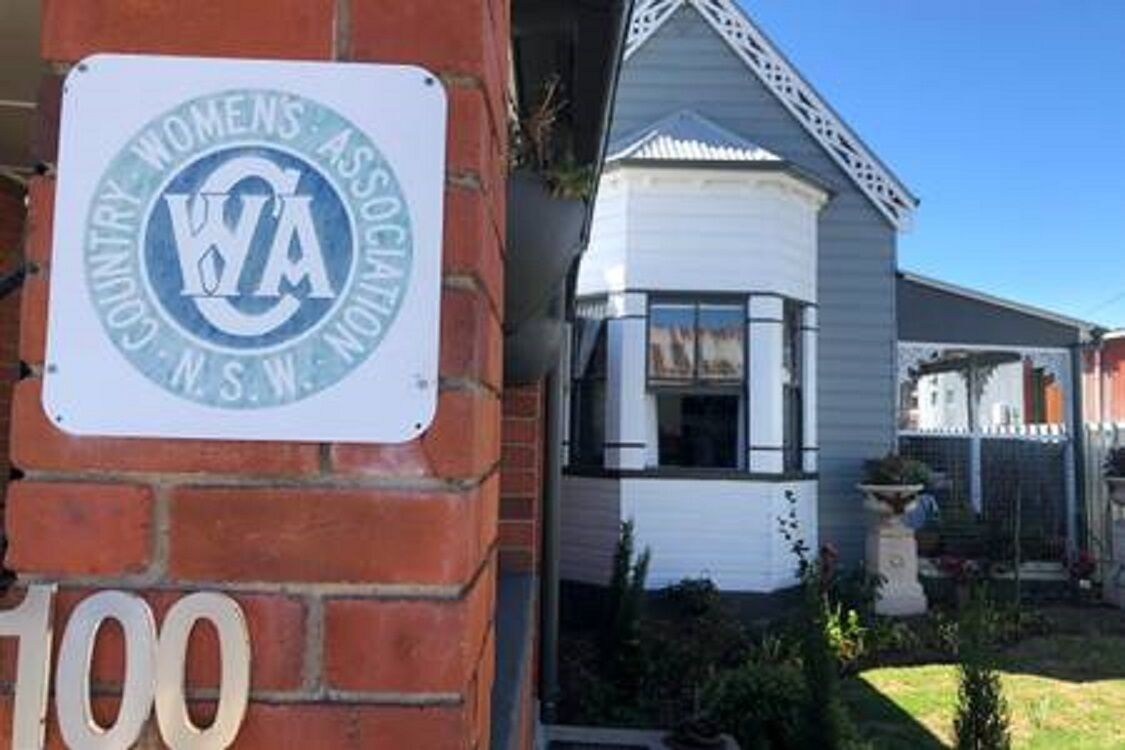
(4, 1), (507, 747)
(0, 186), (24, 502)
(500, 384), (544, 573)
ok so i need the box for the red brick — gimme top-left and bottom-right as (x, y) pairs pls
(503, 387), (541, 418)
(472, 630), (497, 748)
(324, 563), (493, 693)
(350, 0), (507, 129)
(0, 588), (305, 693)
(169, 483), (491, 585)
(499, 496), (534, 521)
(498, 521), (534, 548)
(41, 0), (335, 63)
(234, 703), (465, 750)
(443, 187), (504, 313)
(501, 443), (536, 469)
(500, 468), (537, 497)
(18, 269), (46, 365)
(448, 86), (502, 196)
(6, 482), (153, 576)
(10, 379), (320, 475)
(24, 177), (52, 267)
(502, 417), (537, 444)
(0, 189), (22, 255)
(351, 0), (510, 168)
(441, 287), (502, 389)
(331, 388), (500, 480)
(498, 548), (535, 572)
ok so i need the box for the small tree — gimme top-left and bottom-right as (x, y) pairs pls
(953, 588), (1012, 750)
(601, 520), (651, 689)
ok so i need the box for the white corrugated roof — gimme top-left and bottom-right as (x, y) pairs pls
(607, 109), (781, 164)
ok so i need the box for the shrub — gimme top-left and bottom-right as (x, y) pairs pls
(702, 663), (805, 750)
(800, 577), (857, 750)
(863, 452), (932, 486)
(953, 590), (1012, 750)
(829, 565), (885, 619)
(638, 578), (751, 726)
(777, 489), (861, 748)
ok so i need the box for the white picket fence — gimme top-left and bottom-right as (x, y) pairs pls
(1083, 422), (1125, 563)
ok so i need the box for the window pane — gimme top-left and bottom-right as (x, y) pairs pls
(782, 301), (802, 470)
(572, 378), (605, 466)
(782, 302), (801, 387)
(784, 386), (802, 472)
(698, 304), (744, 381)
(656, 393), (740, 469)
(649, 304), (696, 381)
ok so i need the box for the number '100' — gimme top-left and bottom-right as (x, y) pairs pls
(2, 585), (251, 749)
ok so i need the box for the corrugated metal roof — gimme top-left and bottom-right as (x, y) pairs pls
(607, 109), (781, 164)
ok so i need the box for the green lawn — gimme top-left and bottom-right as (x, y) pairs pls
(844, 635), (1125, 749)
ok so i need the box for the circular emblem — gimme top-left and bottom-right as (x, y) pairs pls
(84, 89), (412, 408)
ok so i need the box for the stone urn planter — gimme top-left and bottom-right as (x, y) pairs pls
(859, 453), (932, 618)
(859, 483), (925, 516)
(1106, 453), (1125, 609)
(1107, 477), (1125, 507)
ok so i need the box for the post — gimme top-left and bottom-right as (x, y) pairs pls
(748, 295), (784, 473)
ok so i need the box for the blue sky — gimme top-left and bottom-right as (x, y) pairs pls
(742, 0), (1125, 328)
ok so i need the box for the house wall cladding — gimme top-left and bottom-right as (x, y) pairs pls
(2, 1), (509, 747)
(611, 6), (898, 562)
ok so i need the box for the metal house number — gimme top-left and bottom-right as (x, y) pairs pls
(0, 586), (251, 749)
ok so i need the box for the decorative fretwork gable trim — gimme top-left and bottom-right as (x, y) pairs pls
(626, 0), (918, 230)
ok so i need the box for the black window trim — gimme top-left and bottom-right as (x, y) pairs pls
(645, 293), (748, 389)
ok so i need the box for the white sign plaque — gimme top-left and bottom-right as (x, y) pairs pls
(45, 54), (446, 442)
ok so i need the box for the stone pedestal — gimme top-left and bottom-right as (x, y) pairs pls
(866, 514), (928, 617)
(1108, 517), (1125, 609)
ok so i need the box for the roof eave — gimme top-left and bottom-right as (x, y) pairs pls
(607, 157), (835, 199)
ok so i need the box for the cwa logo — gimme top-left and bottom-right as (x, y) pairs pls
(160, 151), (340, 339)
(83, 89), (413, 409)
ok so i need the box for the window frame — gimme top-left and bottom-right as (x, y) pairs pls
(645, 294), (748, 471)
(645, 294), (748, 391)
(568, 297), (610, 468)
(782, 298), (805, 473)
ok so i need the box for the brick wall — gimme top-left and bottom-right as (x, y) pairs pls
(3, 1), (508, 747)
(1085, 340), (1125, 423)
(1102, 339), (1125, 422)
(0, 186), (24, 533)
(500, 384), (545, 572)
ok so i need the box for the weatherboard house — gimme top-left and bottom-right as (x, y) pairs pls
(560, 0), (920, 592)
(560, 0), (1096, 595)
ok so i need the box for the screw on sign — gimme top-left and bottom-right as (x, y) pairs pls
(0, 586), (251, 749)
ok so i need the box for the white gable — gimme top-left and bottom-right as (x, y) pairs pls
(626, 0), (918, 230)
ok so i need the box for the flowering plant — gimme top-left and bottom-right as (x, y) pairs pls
(1067, 549), (1097, 582)
(937, 555), (982, 584)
